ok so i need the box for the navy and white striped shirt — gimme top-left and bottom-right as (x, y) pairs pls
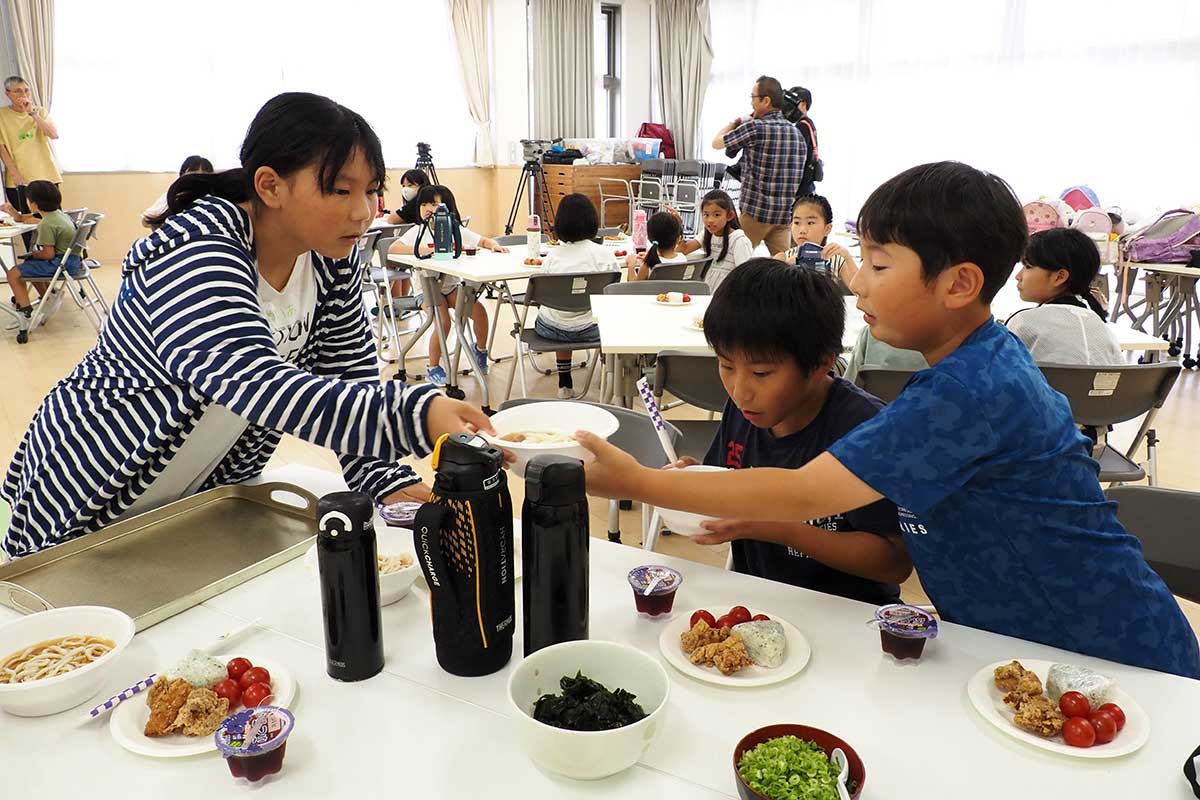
(2, 197), (439, 557)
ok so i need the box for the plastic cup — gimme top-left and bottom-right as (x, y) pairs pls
(215, 706), (295, 782)
(872, 604), (937, 660)
(628, 565), (682, 616)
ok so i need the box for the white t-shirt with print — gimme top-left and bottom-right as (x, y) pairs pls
(398, 221), (483, 295)
(122, 252), (319, 517)
(537, 240), (619, 331)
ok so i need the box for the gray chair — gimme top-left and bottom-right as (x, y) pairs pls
(499, 398), (681, 544)
(495, 233), (549, 247)
(502, 271), (621, 402)
(596, 179), (634, 230)
(63, 207), (87, 225)
(653, 351), (727, 462)
(855, 367), (919, 404)
(28, 219), (108, 333)
(1038, 362), (1180, 485)
(631, 177), (664, 215)
(367, 228), (421, 362)
(648, 257), (712, 283)
(603, 280), (710, 297)
(671, 180), (702, 236)
(1105, 485), (1200, 603)
(597, 226), (622, 239)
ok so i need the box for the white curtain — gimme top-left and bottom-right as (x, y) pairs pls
(5, 0), (54, 108)
(448, 0), (495, 164)
(704, 0), (1200, 225)
(652, 0), (713, 159)
(52, 0), (479, 171)
(531, 0), (595, 139)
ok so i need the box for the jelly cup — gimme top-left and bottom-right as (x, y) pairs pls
(377, 500), (422, 529)
(464, 247), (478, 256)
(871, 604), (938, 660)
(627, 565), (683, 616)
(215, 706), (295, 782)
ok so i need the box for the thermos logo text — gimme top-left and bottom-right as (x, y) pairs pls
(418, 525), (442, 587)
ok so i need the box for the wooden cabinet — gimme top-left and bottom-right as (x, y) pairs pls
(536, 163), (642, 230)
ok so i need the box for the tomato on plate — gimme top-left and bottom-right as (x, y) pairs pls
(1062, 716), (1095, 748)
(238, 666), (271, 691)
(750, 614), (771, 622)
(1058, 691), (1091, 719)
(1097, 703), (1125, 731)
(690, 610), (717, 628)
(213, 678), (241, 708)
(226, 657), (252, 681)
(715, 614), (737, 630)
(241, 682), (273, 708)
(1088, 711), (1118, 744)
(727, 606), (752, 626)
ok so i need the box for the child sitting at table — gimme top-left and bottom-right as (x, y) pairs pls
(386, 169), (430, 226)
(677, 190), (753, 290)
(578, 161), (1200, 678)
(672, 257), (910, 605)
(1006, 227), (1122, 365)
(626, 211), (686, 281)
(388, 184), (507, 386)
(777, 194), (858, 287)
(1, 180), (79, 318)
(536, 193), (620, 399)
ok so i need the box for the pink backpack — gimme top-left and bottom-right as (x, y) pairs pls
(1024, 201), (1067, 234)
(1060, 185), (1100, 212)
(1073, 208), (1113, 237)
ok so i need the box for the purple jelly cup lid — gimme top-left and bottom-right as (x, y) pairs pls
(215, 706), (295, 758)
(377, 501), (422, 528)
(628, 565), (682, 595)
(873, 604), (938, 639)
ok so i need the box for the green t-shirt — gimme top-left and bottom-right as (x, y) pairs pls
(34, 210), (75, 255)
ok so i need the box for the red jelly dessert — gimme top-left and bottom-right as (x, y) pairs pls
(873, 604), (938, 660)
(628, 565), (683, 616)
(464, 247), (478, 256)
(215, 706), (295, 782)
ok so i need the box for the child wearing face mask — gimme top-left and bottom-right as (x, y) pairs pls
(777, 194), (858, 287)
(387, 169), (430, 226)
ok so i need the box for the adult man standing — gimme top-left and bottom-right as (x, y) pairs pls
(711, 75), (804, 255)
(0, 76), (61, 217)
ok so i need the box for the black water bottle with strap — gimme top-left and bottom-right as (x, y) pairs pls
(413, 433), (515, 676)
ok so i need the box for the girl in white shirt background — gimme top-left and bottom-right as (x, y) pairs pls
(678, 189), (753, 290)
(627, 210), (687, 281)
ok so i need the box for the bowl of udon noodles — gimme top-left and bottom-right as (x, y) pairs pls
(0, 605), (135, 716)
(484, 402), (621, 478)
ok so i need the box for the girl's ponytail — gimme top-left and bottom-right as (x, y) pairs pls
(148, 169), (251, 227)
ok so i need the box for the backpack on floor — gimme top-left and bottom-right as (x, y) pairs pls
(1060, 185), (1100, 212)
(1024, 200), (1068, 234)
(1073, 208), (1113, 237)
(1120, 209), (1200, 263)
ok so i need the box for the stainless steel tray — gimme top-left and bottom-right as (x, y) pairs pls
(0, 482), (317, 631)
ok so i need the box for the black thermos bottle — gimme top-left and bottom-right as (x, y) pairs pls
(522, 455), (590, 656)
(316, 491), (384, 681)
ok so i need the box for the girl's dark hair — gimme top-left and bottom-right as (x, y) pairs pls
(178, 155), (213, 176)
(1024, 227), (1107, 320)
(553, 193), (599, 242)
(417, 184), (462, 223)
(150, 92), (386, 226)
(644, 211), (683, 271)
(700, 190), (739, 264)
(25, 180), (61, 212)
(793, 194), (834, 246)
(400, 169), (430, 187)
(704, 257), (844, 373)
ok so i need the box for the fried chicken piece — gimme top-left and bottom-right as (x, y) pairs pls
(1011, 694), (1065, 738)
(690, 634), (754, 675)
(144, 677), (193, 737)
(172, 687), (230, 737)
(679, 619), (729, 654)
(993, 660), (1029, 692)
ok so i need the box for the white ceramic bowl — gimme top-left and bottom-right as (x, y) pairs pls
(657, 465), (729, 536)
(303, 526), (421, 606)
(507, 639), (670, 780)
(0, 605), (135, 717)
(484, 402), (620, 477)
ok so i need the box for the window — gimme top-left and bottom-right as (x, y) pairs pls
(599, 4), (621, 137)
(52, 0), (479, 172)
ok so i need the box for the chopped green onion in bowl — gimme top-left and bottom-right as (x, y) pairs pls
(737, 735), (840, 800)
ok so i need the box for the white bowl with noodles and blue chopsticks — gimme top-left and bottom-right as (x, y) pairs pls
(0, 605), (135, 716)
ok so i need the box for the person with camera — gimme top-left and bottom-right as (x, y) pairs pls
(711, 76), (804, 255)
(788, 87), (821, 198)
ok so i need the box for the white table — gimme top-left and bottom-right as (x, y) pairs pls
(4, 463), (1199, 798)
(1114, 262), (1199, 368)
(0, 222), (38, 342)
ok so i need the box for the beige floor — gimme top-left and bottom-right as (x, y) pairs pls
(1, 239), (1197, 634)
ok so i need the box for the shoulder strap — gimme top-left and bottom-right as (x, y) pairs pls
(799, 119), (818, 159)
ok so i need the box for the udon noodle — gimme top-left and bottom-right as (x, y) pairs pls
(500, 431), (573, 444)
(0, 635), (116, 683)
(378, 553), (414, 574)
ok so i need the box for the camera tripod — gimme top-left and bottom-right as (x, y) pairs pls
(503, 159), (556, 236)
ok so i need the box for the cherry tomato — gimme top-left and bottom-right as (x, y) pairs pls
(1088, 711), (1118, 744)
(751, 614), (771, 622)
(615, 250), (627, 257)
(213, 678), (241, 708)
(241, 682), (273, 708)
(1058, 691), (1091, 719)
(1097, 703), (1125, 731)
(715, 614), (737, 629)
(238, 666), (271, 691)
(690, 610), (717, 628)
(226, 657), (252, 681)
(682, 293), (692, 302)
(1062, 716), (1095, 748)
(728, 606), (752, 626)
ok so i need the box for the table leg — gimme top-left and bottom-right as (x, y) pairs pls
(455, 282), (492, 410)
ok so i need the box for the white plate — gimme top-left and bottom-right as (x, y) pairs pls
(659, 609), (811, 687)
(109, 655), (296, 758)
(652, 297), (692, 307)
(682, 322), (705, 333)
(966, 659), (1149, 758)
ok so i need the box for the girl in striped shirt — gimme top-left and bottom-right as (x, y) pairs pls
(1, 93), (492, 557)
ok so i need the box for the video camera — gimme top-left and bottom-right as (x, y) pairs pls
(417, 142), (433, 160)
(519, 138), (561, 163)
(795, 242), (831, 275)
